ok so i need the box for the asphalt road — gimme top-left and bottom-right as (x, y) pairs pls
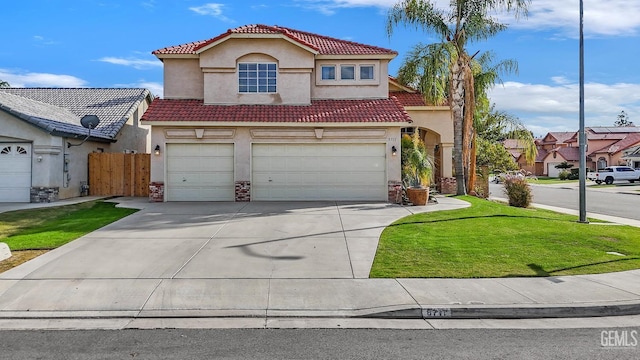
(0, 328), (638, 359)
(489, 183), (640, 221)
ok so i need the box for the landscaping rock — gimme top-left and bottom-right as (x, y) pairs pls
(0, 243), (11, 261)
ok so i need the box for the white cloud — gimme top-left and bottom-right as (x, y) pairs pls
(189, 3), (233, 22)
(137, 81), (164, 98)
(98, 57), (162, 70)
(298, 0), (640, 36)
(0, 69), (87, 87)
(507, 0), (640, 37)
(114, 81), (164, 98)
(489, 80), (640, 136)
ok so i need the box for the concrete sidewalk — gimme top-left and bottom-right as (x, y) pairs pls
(0, 196), (639, 329)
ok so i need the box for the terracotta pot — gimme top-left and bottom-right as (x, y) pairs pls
(407, 187), (429, 206)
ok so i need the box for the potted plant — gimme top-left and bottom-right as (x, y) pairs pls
(401, 132), (434, 205)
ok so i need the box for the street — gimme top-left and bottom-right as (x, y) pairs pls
(0, 328), (638, 359)
(489, 183), (640, 221)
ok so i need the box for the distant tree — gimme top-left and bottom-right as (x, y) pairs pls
(554, 161), (574, 170)
(0, 80), (9, 87)
(614, 110), (634, 127)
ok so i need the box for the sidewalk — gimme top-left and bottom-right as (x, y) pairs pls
(0, 196), (639, 330)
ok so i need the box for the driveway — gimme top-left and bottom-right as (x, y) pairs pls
(2, 200), (464, 281)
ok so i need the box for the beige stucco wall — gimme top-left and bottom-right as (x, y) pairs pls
(111, 101), (151, 153)
(197, 38), (315, 105)
(163, 58), (204, 99)
(161, 38), (393, 103)
(149, 125), (402, 201)
(312, 60), (389, 99)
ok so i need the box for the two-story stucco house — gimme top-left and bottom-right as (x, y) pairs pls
(142, 24), (454, 202)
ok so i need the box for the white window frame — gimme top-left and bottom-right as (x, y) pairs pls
(340, 65), (356, 80)
(321, 65), (336, 80)
(238, 62), (277, 94)
(359, 65), (375, 80)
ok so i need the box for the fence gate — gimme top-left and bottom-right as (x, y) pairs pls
(88, 153), (150, 197)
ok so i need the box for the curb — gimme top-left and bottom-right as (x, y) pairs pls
(363, 301), (640, 320)
(3, 301), (640, 321)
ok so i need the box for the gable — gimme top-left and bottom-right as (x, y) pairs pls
(199, 37), (315, 70)
(154, 24), (397, 59)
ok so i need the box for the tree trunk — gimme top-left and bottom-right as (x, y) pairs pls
(467, 131), (478, 194)
(463, 63), (476, 194)
(451, 58), (466, 195)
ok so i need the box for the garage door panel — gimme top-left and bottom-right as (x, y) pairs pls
(252, 144), (386, 201)
(0, 143), (31, 202)
(166, 144), (234, 202)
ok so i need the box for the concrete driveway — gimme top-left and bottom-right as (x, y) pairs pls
(3, 200), (451, 281)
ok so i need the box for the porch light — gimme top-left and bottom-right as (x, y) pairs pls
(154, 145), (161, 155)
(391, 146), (397, 156)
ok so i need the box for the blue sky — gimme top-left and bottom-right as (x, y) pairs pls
(2, 0), (639, 137)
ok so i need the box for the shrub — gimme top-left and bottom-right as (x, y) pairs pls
(568, 168), (580, 180)
(558, 170), (570, 180)
(503, 175), (532, 208)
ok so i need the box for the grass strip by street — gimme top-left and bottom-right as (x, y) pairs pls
(0, 201), (138, 251)
(370, 196), (640, 278)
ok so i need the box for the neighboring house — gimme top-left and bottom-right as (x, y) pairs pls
(520, 128), (640, 176)
(142, 24), (454, 202)
(578, 127), (640, 170)
(0, 88), (153, 202)
(622, 145), (640, 168)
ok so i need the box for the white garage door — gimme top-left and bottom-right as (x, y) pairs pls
(166, 144), (234, 201)
(252, 144), (387, 201)
(547, 163), (562, 178)
(0, 143), (31, 203)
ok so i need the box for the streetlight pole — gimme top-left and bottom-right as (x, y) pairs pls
(578, 0), (588, 223)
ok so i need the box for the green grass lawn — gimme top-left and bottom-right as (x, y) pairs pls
(0, 201), (138, 250)
(370, 196), (640, 278)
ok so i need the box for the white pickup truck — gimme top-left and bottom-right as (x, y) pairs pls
(587, 166), (640, 185)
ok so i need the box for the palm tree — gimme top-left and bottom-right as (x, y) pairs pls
(0, 80), (9, 87)
(388, 0), (530, 195)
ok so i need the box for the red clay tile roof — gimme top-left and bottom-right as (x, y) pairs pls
(390, 92), (426, 107)
(591, 132), (640, 154)
(555, 146), (581, 161)
(141, 98), (411, 124)
(153, 24), (397, 56)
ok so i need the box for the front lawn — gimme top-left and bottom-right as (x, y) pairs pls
(370, 196), (640, 278)
(0, 201), (137, 251)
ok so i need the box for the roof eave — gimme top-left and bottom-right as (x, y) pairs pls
(195, 33), (320, 55)
(141, 120), (410, 127)
(154, 54), (199, 60)
(316, 54), (397, 60)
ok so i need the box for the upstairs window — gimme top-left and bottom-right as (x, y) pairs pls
(340, 65), (355, 80)
(360, 65), (375, 80)
(238, 63), (277, 93)
(321, 65), (336, 80)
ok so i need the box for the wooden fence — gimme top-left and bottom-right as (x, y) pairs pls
(88, 153), (150, 197)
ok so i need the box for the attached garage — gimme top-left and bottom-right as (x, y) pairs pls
(166, 143), (234, 201)
(547, 162), (562, 178)
(252, 143), (387, 201)
(0, 143), (31, 202)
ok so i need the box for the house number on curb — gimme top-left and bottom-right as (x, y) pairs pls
(423, 308), (452, 318)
